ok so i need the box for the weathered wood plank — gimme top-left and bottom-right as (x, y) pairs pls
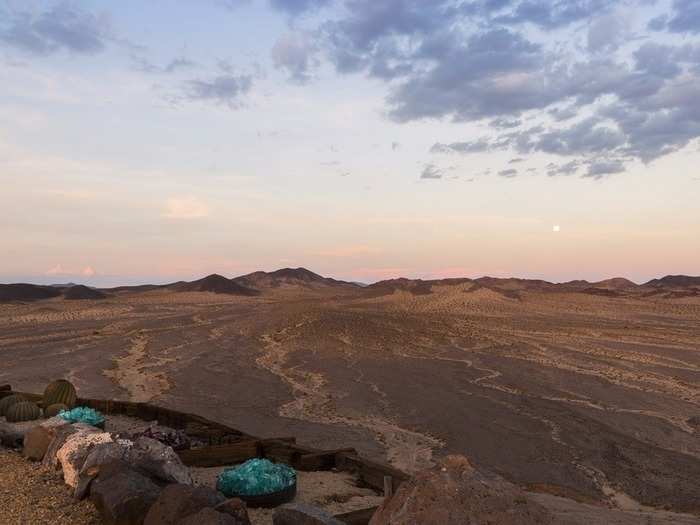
(298, 448), (356, 471)
(177, 437), (298, 467)
(178, 440), (261, 467)
(336, 453), (408, 493)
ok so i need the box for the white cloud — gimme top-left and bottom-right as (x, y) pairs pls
(163, 196), (210, 219)
(45, 264), (64, 275)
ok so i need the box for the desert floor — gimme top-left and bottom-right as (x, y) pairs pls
(2, 283), (700, 514)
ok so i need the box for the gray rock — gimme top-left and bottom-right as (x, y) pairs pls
(144, 483), (225, 525)
(74, 441), (132, 499)
(273, 503), (345, 525)
(176, 508), (239, 525)
(0, 420), (25, 448)
(214, 499), (250, 525)
(90, 459), (161, 525)
(74, 435), (192, 499)
(128, 436), (193, 485)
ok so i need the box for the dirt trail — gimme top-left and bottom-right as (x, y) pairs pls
(103, 333), (170, 402)
(257, 322), (442, 473)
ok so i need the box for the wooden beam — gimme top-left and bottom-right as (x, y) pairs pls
(333, 507), (379, 525)
(336, 453), (408, 493)
(177, 437), (299, 467)
(177, 440), (260, 467)
(298, 448), (356, 471)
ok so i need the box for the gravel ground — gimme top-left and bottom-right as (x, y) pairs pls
(0, 448), (99, 525)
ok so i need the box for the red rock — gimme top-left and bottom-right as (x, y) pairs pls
(369, 455), (554, 525)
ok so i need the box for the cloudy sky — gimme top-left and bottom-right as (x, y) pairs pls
(1, 0), (698, 286)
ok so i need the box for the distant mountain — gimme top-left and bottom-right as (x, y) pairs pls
(102, 284), (165, 294)
(645, 275), (700, 288)
(366, 278), (436, 296)
(49, 282), (79, 289)
(171, 274), (259, 296)
(0, 283), (63, 302)
(63, 285), (107, 300)
(591, 277), (639, 290)
(234, 267), (358, 290)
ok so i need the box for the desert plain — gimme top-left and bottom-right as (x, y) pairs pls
(2, 270), (700, 517)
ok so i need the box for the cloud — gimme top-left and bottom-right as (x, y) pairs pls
(134, 55), (197, 74)
(667, 0), (700, 34)
(498, 168), (518, 178)
(289, 0), (700, 174)
(45, 264), (65, 276)
(420, 164), (445, 179)
(584, 159), (626, 178)
(269, 0), (331, 16)
(431, 138), (492, 154)
(492, 0), (620, 28)
(0, 3), (110, 55)
(587, 13), (626, 54)
(185, 75), (252, 107)
(163, 197), (210, 219)
(271, 32), (318, 83)
(82, 266), (96, 277)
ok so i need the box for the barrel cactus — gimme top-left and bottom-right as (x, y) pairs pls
(0, 394), (26, 417)
(6, 401), (41, 422)
(43, 380), (77, 409)
(45, 403), (69, 418)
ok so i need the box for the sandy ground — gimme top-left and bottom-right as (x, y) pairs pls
(2, 283), (700, 515)
(192, 466), (382, 524)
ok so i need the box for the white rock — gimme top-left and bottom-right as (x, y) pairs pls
(57, 430), (114, 487)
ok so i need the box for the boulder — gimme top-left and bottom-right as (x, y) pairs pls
(23, 416), (70, 461)
(0, 420), (25, 448)
(273, 503), (345, 525)
(57, 428), (114, 487)
(90, 460), (161, 525)
(176, 508), (240, 525)
(144, 483), (225, 525)
(214, 499), (250, 524)
(43, 422), (98, 469)
(369, 455), (554, 525)
(75, 441), (133, 499)
(128, 436), (193, 485)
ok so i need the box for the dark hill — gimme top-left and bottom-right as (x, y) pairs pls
(645, 275), (700, 288)
(591, 277), (639, 290)
(63, 285), (107, 300)
(0, 284), (62, 302)
(234, 267), (358, 289)
(174, 274), (259, 296)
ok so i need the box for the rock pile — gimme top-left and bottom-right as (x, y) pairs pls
(14, 414), (250, 525)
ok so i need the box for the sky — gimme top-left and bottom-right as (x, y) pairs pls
(1, 0), (698, 286)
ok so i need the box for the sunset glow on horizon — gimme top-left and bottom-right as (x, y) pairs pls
(1, 0), (698, 286)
